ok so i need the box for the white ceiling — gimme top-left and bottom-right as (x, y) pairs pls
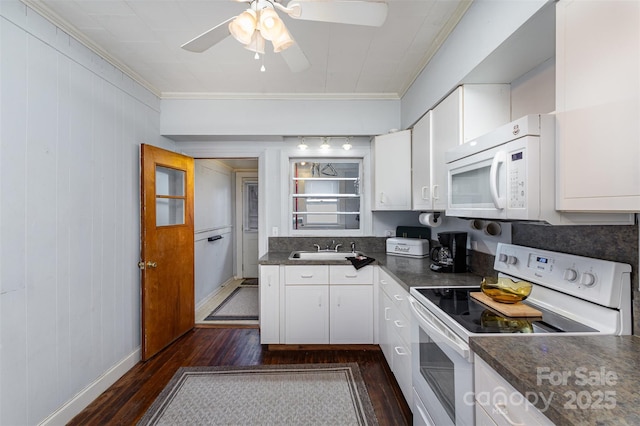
(25, 0), (472, 99)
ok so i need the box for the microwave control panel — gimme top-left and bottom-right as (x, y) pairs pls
(508, 148), (526, 209)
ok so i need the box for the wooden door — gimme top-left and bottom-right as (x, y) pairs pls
(140, 144), (194, 360)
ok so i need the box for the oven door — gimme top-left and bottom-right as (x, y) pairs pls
(409, 296), (474, 426)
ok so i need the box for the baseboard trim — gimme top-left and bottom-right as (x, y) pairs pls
(195, 277), (237, 311)
(39, 348), (141, 426)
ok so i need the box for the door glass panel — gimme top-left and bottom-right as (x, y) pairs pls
(244, 181), (259, 232)
(156, 166), (185, 196)
(156, 166), (185, 226)
(419, 327), (456, 423)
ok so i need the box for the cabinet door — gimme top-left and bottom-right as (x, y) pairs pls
(285, 285), (329, 343)
(372, 130), (412, 210)
(556, 0), (640, 211)
(431, 87), (463, 211)
(329, 285), (373, 344)
(259, 265), (280, 344)
(412, 111), (433, 210)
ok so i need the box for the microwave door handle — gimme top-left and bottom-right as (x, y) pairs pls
(409, 297), (471, 360)
(490, 151), (506, 209)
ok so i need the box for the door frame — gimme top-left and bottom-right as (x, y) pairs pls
(235, 171), (259, 278)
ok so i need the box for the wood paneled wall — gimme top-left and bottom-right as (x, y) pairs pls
(0, 3), (175, 424)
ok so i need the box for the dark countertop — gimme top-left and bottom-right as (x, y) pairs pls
(470, 335), (640, 425)
(258, 251), (483, 290)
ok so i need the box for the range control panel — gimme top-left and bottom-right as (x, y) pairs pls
(494, 243), (631, 309)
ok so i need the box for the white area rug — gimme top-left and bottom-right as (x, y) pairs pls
(137, 363), (378, 425)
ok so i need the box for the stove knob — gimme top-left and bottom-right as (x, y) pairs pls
(498, 253), (508, 263)
(507, 255), (518, 265)
(580, 272), (597, 287)
(563, 268), (578, 282)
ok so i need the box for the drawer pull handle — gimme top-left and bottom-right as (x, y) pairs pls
(345, 274), (358, 278)
(394, 320), (404, 328)
(494, 403), (525, 426)
(384, 307), (391, 320)
(301, 274), (314, 278)
(394, 346), (407, 356)
(380, 279), (388, 285)
(393, 295), (403, 301)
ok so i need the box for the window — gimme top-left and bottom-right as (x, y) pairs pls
(290, 160), (362, 232)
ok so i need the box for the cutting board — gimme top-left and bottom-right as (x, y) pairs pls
(470, 292), (542, 318)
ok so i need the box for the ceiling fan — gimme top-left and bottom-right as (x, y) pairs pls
(181, 0), (388, 72)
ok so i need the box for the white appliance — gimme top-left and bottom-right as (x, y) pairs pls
(445, 114), (555, 222)
(386, 237), (429, 258)
(444, 115), (634, 225)
(409, 243), (632, 425)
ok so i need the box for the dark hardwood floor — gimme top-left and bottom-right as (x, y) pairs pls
(68, 328), (412, 425)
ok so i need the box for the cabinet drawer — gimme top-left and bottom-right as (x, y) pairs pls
(379, 269), (410, 317)
(330, 265), (373, 285)
(388, 304), (411, 347)
(284, 265), (329, 285)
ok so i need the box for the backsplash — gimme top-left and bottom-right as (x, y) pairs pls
(268, 237), (387, 254)
(511, 222), (639, 336)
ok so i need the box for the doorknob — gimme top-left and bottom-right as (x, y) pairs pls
(138, 261), (158, 270)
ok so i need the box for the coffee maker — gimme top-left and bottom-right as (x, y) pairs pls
(430, 232), (468, 273)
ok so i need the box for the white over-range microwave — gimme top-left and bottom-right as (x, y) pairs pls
(445, 114), (554, 221)
(444, 114), (634, 225)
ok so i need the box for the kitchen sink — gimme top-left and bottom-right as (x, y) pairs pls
(288, 250), (365, 260)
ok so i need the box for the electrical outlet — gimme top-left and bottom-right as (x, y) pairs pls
(272, 227), (279, 236)
(385, 230), (394, 237)
(471, 240), (478, 250)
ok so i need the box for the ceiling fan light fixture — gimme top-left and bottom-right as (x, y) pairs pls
(229, 9), (257, 45)
(244, 31), (266, 55)
(258, 7), (285, 41)
(272, 25), (294, 52)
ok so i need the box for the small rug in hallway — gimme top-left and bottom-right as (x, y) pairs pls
(204, 286), (258, 321)
(241, 277), (258, 286)
(137, 363), (378, 426)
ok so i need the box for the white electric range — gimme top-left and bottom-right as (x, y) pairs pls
(408, 243), (632, 425)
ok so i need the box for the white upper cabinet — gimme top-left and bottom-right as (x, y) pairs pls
(556, 0), (640, 212)
(411, 111), (433, 211)
(372, 130), (412, 210)
(430, 84), (511, 211)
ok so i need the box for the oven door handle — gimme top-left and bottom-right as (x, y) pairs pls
(409, 296), (471, 361)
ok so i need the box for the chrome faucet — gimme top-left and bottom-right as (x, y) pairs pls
(313, 244), (321, 252)
(350, 241), (356, 253)
(334, 242), (343, 252)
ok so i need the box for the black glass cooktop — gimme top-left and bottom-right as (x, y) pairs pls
(415, 287), (598, 334)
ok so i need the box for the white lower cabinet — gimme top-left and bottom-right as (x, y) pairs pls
(378, 268), (413, 408)
(474, 355), (553, 425)
(259, 265), (280, 344)
(285, 284), (330, 343)
(283, 264), (374, 344)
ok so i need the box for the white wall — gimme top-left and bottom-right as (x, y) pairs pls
(161, 98), (401, 138)
(0, 2), (175, 424)
(194, 160), (234, 304)
(401, 0), (550, 128)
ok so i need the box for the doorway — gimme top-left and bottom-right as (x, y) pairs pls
(193, 158), (259, 326)
(237, 173), (259, 279)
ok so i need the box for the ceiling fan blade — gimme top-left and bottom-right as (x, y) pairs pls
(280, 42), (311, 72)
(285, 0), (388, 27)
(181, 17), (235, 53)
